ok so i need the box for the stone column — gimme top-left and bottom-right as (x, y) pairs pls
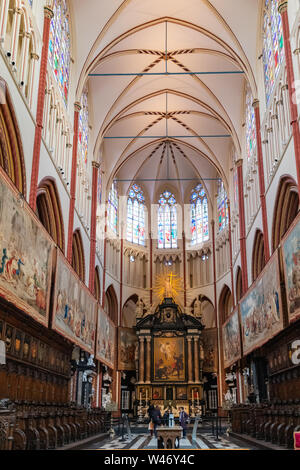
(67, 101), (82, 262)
(187, 337), (193, 383)
(253, 99), (270, 262)
(29, 6), (54, 210)
(89, 161), (100, 294)
(145, 337), (151, 384)
(139, 337), (145, 384)
(194, 336), (200, 383)
(278, 1), (300, 196)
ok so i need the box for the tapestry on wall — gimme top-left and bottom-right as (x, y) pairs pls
(96, 305), (115, 369)
(240, 252), (283, 355)
(53, 250), (97, 354)
(118, 327), (137, 371)
(201, 328), (218, 373)
(223, 307), (242, 368)
(0, 174), (53, 326)
(282, 214), (300, 324)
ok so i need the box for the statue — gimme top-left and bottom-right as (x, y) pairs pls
(194, 298), (202, 318)
(164, 273), (174, 298)
(135, 297), (144, 317)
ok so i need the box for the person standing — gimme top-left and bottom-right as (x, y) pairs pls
(152, 405), (162, 438)
(147, 403), (155, 437)
(179, 407), (189, 438)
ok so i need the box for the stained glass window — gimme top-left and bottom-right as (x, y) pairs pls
(217, 180), (229, 232)
(190, 184), (209, 246)
(78, 88), (89, 166)
(246, 84), (256, 162)
(262, 0), (284, 104)
(49, 0), (70, 105)
(158, 191), (177, 249)
(127, 184), (146, 246)
(28, 0), (33, 7)
(108, 182), (118, 234)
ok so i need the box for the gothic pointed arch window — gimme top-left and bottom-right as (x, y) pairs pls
(190, 183), (209, 246)
(127, 184), (146, 246)
(108, 181), (118, 234)
(49, 0), (71, 105)
(78, 87), (89, 166)
(246, 84), (256, 162)
(217, 180), (229, 232)
(262, 0), (284, 104)
(158, 191), (177, 249)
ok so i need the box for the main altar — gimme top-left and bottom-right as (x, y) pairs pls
(135, 274), (205, 419)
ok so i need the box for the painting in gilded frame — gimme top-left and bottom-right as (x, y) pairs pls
(202, 328), (218, 372)
(118, 327), (137, 371)
(223, 307), (241, 368)
(96, 305), (115, 368)
(240, 252), (283, 356)
(176, 386), (187, 400)
(282, 215), (300, 323)
(0, 173), (53, 326)
(53, 250), (97, 354)
(153, 336), (185, 382)
(152, 387), (163, 400)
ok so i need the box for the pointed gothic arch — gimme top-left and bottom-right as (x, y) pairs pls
(105, 285), (118, 325)
(252, 229), (266, 282)
(36, 178), (65, 252)
(72, 229), (85, 282)
(0, 78), (26, 195)
(272, 176), (299, 252)
(218, 285), (233, 324)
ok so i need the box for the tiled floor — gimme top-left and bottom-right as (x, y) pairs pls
(83, 431), (255, 450)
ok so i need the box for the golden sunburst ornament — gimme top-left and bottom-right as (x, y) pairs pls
(153, 271), (183, 303)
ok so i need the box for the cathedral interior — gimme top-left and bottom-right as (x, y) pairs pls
(0, 0), (300, 452)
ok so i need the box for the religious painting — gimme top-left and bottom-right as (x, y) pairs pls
(223, 307), (242, 368)
(96, 305), (115, 368)
(22, 335), (31, 361)
(53, 250), (97, 354)
(282, 215), (300, 323)
(152, 387), (163, 400)
(176, 386), (187, 400)
(118, 327), (137, 371)
(153, 336), (185, 382)
(202, 328), (218, 372)
(0, 172), (53, 326)
(240, 252), (283, 356)
(4, 323), (13, 353)
(14, 329), (23, 357)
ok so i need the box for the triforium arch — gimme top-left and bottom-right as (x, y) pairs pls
(272, 175), (299, 252)
(72, 229), (85, 282)
(122, 294), (139, 328)
(252, 229), (266, 282)
(105, 284), (118, 325)
(36, 177), (65, 252)
(0, 78), (26, 195)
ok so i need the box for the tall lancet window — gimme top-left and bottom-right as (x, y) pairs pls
(78, 88), (89, 166)
(108, 182), (118, 234)
(158, 191), (177, 249)
(49, 0), (71, 105)
(190, 184), (209, 246)
(217, 180), (229, 232)
(246, 84), (256, 162)
(127, 184), (146, 246)
(262, 0), (284, 104)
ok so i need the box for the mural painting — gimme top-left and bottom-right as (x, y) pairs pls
(282, 215), (300, 323)
(96, 306), (115, 369)
(53, 250), (97, 354)
(0, 174), (53, 326)
(118, 327), (137, 370)
(240, 253), (283, 355)
(223, 307), (241, 368)
(153, 336), (185, 381)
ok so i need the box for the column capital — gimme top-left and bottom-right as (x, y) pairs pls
(235, 158), (243, 168)
(146, 336), (151, 343)
(278, 1), (288, 14)
(74, 101), (82, 112)
(92, 161), (100, 169)
(31, 53), (40, 61)
(44, 6), (54, 20)
(252, 99), (260, 109)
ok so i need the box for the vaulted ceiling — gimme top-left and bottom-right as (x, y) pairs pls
(70, 0), (261, 205)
